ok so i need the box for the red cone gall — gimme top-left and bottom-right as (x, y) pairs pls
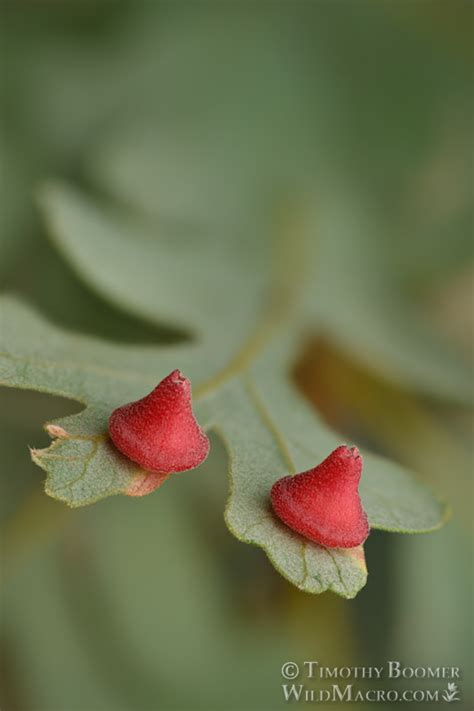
(109, 370), (209, 473)
(270, 446), (369, 548)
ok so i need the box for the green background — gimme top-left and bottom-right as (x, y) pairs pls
(1, 2), (472, 709)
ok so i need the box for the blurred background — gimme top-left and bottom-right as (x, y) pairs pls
(1, 1), (472, 710)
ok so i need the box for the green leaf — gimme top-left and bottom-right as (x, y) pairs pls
(1, 292), (446, 598)
(0, 0), (465, 602)
(38, 181), (269, 351)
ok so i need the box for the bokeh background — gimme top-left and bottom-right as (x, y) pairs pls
(1, 2), (472, 710)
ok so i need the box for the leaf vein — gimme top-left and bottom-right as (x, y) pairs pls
(243, 375), (297, 475)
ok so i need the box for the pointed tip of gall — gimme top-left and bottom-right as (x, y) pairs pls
(168, 369), (187, 384)
(270, 446), (369, 549)
(333, 444), (361, 460)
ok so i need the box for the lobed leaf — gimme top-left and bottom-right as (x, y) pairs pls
(1, 296), (446, 598)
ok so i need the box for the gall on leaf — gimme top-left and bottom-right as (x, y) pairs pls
(109, 369), (209, 476)
(270, 446), (369, 548)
